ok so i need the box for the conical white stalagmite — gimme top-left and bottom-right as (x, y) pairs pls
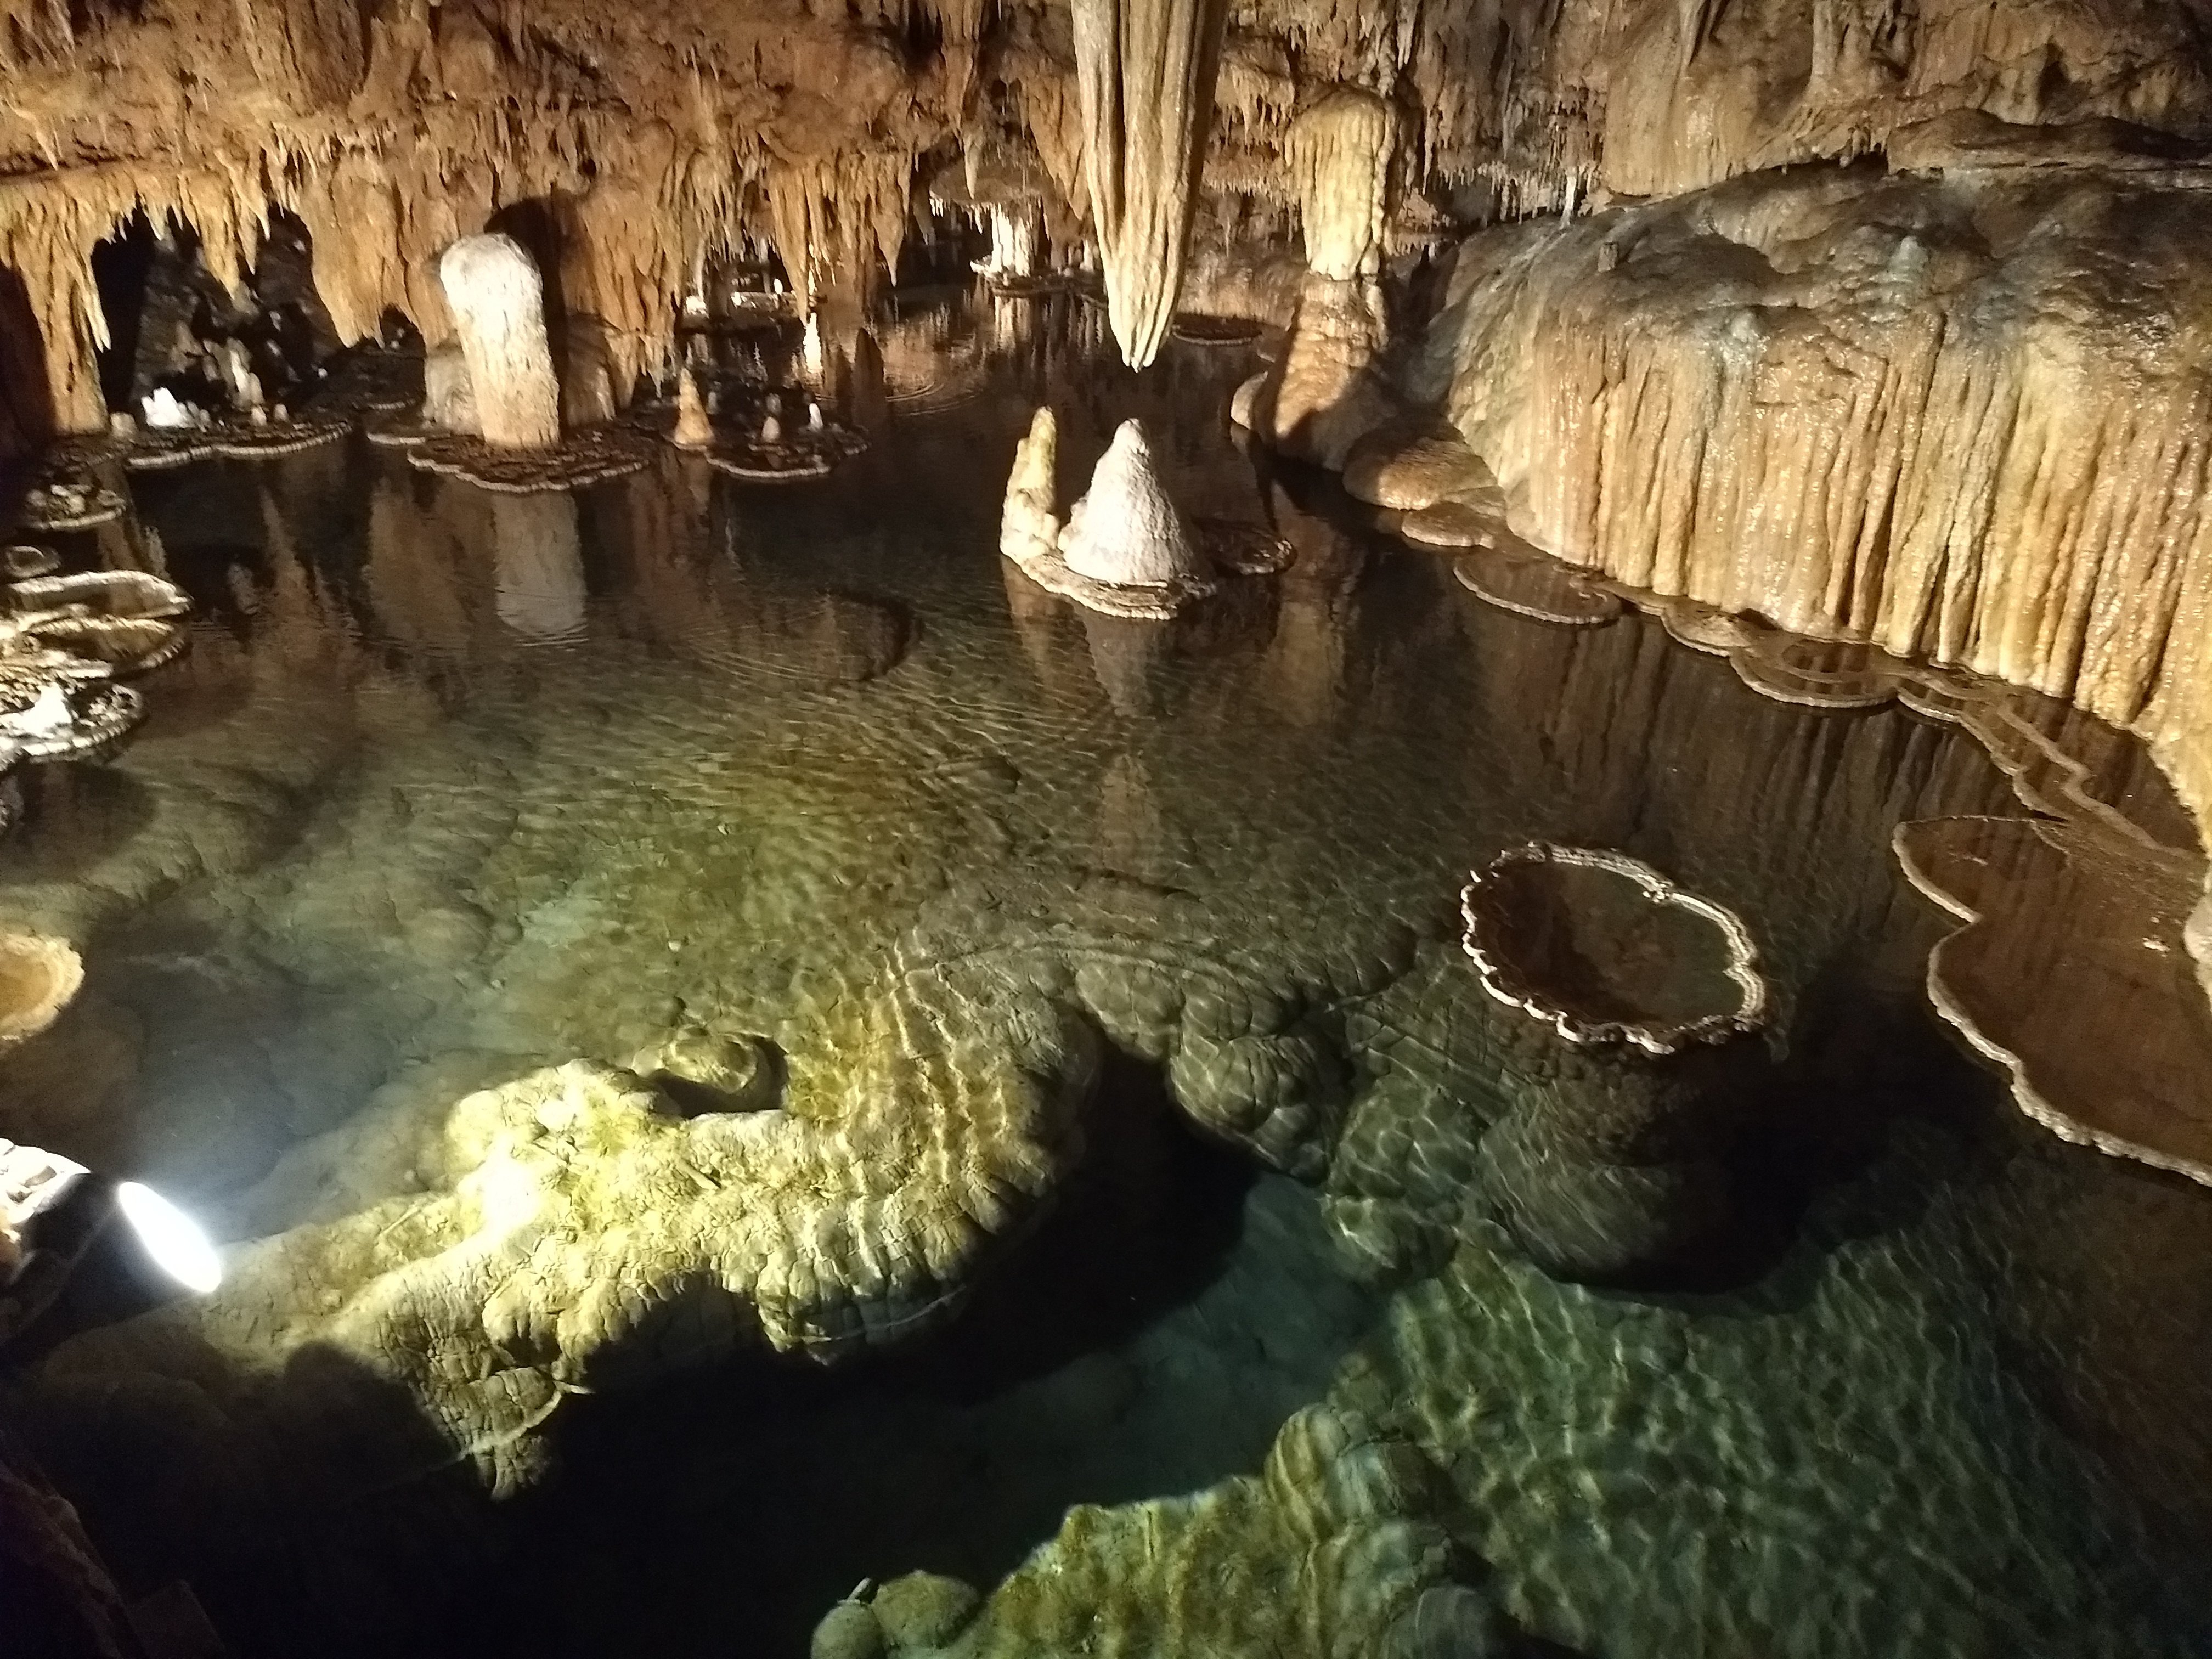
(1071, 0), (1229, 369)
(437, 233), (561, 450)
(1059, 419), (1203, 585)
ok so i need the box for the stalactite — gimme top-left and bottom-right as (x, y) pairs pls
(1285, 87), (1396, 280)
(764, 151), (916, 313)
(1071, 0), (1229, 368)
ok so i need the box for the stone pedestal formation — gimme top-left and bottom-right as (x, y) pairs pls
(1461, 843), (1770, 1283)
(404, 233), (652, 492)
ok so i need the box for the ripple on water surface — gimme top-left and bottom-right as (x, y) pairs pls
(2, 303), (2208, 1659)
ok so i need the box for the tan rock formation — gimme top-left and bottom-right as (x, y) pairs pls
(1071, 0), (1231, 367)
(670, 363), (713, 450)
(1286, 87), (1396, 282)
(999, 405), (1062, 568)
(1412, 161), (2212, 824)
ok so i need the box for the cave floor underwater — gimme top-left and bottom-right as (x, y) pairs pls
(4, 292), (2210, 1659)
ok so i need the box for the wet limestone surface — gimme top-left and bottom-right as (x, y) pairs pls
(1, 316), (2208, 1658)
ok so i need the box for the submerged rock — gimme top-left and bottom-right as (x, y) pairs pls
(0, 933), (82, 1052)
(871, 1571), (981, 1650)
(811, 1595), (886, 1659)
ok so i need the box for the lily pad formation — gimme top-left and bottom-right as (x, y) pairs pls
(1897, 817), (2212, 1189)
(0, 556), (192, 803)
(1460, 844), (1769, 1057)
(1461, 844), (1771, 1283)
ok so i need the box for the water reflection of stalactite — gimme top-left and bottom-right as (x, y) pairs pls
(1092, 750), (1192, 883)
(490, 493), (586, 642)
(1256, 478), (1369, 729)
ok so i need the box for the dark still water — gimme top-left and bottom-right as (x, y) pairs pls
(4, 294), (2209, 1659)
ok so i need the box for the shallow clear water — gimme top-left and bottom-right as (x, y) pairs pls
(5, 295), (2211, 1658)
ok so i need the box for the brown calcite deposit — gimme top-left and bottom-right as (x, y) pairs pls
(1341, 422), (1497, 513)
(1454, 546), (1624, 628)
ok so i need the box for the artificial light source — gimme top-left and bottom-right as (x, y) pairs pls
(114, 1181), (223, 1294)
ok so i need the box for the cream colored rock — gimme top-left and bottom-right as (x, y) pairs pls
(671, 363), (713, 449)
(1071, 0), (1230, 368)
(1287, 87), (1397, 281)
(998, 406), (1061, 568)
(0, 934), (82, 1052)
(437, 234), (561, 450)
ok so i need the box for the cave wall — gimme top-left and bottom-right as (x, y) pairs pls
(5, 0), (2208, 428)
(1408, 156), (2212, 821)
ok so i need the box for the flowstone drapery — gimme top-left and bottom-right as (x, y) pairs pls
(1071, 0), (1230, 368)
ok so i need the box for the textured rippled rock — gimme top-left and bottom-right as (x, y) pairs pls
(883, 1405), (1464, 1658)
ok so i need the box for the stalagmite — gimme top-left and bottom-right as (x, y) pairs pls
(1000, 405), (1061, 568)
(1070, 0), (1230, 368)
(1242, 87), (1400, 467)
(436, 234), (561, 451)
(981, 203), (1043, 281)
(672, 363), (713, 450)
(1060, 420), (1204, 588)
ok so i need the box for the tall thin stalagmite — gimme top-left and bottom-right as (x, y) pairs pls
(1071, 0), (1229, 368)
